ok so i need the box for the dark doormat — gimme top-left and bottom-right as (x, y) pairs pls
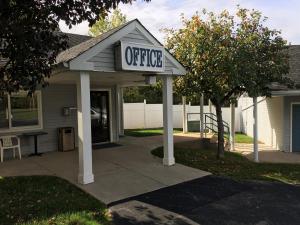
(93, 143), (122, 150)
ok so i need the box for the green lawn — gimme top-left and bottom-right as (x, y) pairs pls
(235, 132), (255, 143)
(125, 128), (182, 137)
(125, 128), (255, 143)
(0, 176), (111, 225)
(151, 141), (300, 184)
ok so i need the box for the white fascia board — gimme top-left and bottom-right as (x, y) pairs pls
(158, 68), (186, 76)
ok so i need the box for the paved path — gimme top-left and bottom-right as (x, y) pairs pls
(110, 175), (300, 225)
(0, 135), (209, 204)
(175, 133), (300, 164)
(235, 143), (300, 164)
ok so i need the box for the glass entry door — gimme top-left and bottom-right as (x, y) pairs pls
(90, 91), (110, 144)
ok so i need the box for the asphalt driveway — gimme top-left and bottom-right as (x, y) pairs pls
(110, 176), (300, 225)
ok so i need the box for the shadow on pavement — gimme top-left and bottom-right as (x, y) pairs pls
(109, 176), (300, 225)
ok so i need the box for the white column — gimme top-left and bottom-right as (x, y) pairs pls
(163, 75), (175, 166)
(115, 85), (124, 138)
(77, 72), (94, 184)
(253, 97), (259, 162)
(119, 87), (124, 136)
(209, 100), (213, 132)
(182, 96), (187, 133)
(230, 103), (235, 151)
(200, 94), (204, 138)
(143, 99), (147, 129)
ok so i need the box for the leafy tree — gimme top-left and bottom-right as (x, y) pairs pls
(0, 0), (149, 93)
(89, 8), (127, 37)
(164, 8), (292, 158)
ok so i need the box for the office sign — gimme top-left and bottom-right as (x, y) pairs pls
(115, 42), (165, 72)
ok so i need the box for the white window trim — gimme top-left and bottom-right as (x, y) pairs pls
(0, 91), (43, 133)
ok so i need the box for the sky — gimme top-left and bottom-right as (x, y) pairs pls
(59, 0), (300, 45)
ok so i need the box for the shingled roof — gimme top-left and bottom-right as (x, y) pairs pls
(288, 45), (300, 84)
(56, 19), (135, 64)
(0, 32), (93, 68)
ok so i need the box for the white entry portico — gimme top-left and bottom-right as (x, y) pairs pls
(51, 19), (186, 184)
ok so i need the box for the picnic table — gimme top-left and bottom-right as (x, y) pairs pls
(22, 131), (48, 156)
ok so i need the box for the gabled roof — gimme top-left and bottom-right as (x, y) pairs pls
(56, 20), (134, 64)
(60, 19), (187, 75)
(1, 19), (187, 75)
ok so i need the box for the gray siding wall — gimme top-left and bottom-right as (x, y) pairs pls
(88, 28), (177, 74)
(20, 84), (77, 155)
(239, 96), (284, 150)
(19, 84), (120, 155)
(283, 96), (300, 152)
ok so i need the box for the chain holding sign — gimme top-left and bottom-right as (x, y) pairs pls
(115, 41), (165, 72)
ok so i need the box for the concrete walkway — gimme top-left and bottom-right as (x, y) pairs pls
(0, 135), (209, 204)
(176, 132), (300, 164)
(235, 143), (300, 164)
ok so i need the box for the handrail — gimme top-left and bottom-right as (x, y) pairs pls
(204, 113), (229, 126)
(204, 114), (229, 129)
(186, 112), (230, 135)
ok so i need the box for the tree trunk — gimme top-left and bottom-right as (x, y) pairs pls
(215, 103), (225, 158)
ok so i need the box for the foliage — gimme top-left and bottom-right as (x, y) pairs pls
(123, 86), (162, 103)
(151, 141), (300, 184)
(0, 0), (149, 93)
(89, 8), (128, 36)
(164, 7), (292, 158)
(0, 176), (110, 225)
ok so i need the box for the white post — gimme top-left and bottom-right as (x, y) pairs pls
(163, 75), (175, 166)
(182, 96), (187, 133)
(143, 99), (147, 129)
(230, 103), (235, 151)
(209, 100), (213, 132)
(77, 72), (94, 184)
(119, 87), (124, 136)
(200, 94), (204, 138)
(253, 97), (259, 162)
(116, 85), (124, 137)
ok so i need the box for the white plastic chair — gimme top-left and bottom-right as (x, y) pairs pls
(0, 135), (21, 162)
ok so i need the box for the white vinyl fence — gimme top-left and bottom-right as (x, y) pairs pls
(124, 100), (241, 131)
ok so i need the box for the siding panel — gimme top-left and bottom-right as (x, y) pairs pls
(86, 28), (180, 74)
(239, 96), (284, 150)
(18, 84), (78, 155)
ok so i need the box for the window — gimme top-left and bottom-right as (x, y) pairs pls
(0, 92), (42, 132)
